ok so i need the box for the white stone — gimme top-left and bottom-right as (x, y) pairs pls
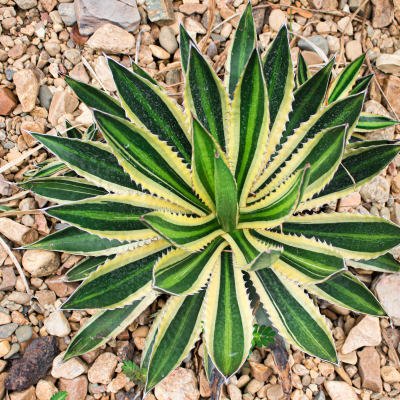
(94, 56), (116, 92)
(44, 311), (71, 337)
(269, 9), (286, 32)
(52, 351), (88, 379)
(374, 274), (400, 325)
(324, 381), (358, 400)
(376, 54), (400, 76)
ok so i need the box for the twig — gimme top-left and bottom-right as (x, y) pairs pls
(0, 145), (44, 175)
(199, 0), (216, 52)
(135, 28), (147, 65)
(288, 31), (330, 64)
(0, 235), (32, 297)
(336, 0), (370, 73)
(0, 210), (43, 218)
(0, 190), (30, 204)
(82, 55), (110, 96)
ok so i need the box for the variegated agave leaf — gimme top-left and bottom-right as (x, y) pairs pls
(24, 4), (400, 393)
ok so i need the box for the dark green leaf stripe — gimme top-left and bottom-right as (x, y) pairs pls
(65, 255), (113, 281)
(346, 252), (400, 273)
(19, 178), (108, 204)
(345, 139), (388, 150)
(94, 111), (208, 215)
(45, 195), (160, 242)
(204, 252), (252, 377)
(108, 58), (192, 164)
(65, 119), (82, 139)
(296, 51), (311, 87)
(30, 160), (66, 179)
(63, 293), (157, 361)
(253, 230), (345, 284)
(251, 268), (337, 363)
(180, 24), (197, 75)
(64, 75), (126, 119)
(23, 226), (137, 255)
(225, 1), (256, 97)
(262, 24), (293, 131)
(355, 112), (400, 133)
(142, 213), (223, 251)
(186, 45), (228, 150)
(230, 49), (269, 207)
(282, 213), (400, 259)
(348, 133), (366, 143)
(302, 144), (400, 210)
(308, 271), (386, 316)
(62, 247), (168, 310)
(153, 237), (227, 295)
(215, 152), (238, 233)
(328, 54), (365, 104)
(349, 74), (373, 95)
(30, 133), (142, 194)
(146, 292), (205, 391)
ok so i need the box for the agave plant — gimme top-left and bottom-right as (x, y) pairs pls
(21, 3), (400, 392)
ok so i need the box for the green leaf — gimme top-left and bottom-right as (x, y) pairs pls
(23, 226), (138, 256)
(214, 150), (238, 233)
(223, 229), (282, 270)
(300, 144), (400, 211)
(253, 230), (345, 284)
(107, 58), (192, 164)
(346, 252), (400, 273)
(146, 291), (205, 391)
(239, 167), (308, 229)
(227, 49), (269, 207)
(153, 237), (227, 295)
(180, 23), (198, 75)
(355, 112), (400, 133)
(29, 134), (142, 195)
(132, 58), (163, 88)
(224, 1), (256, 97)
(29, 159), (66, 180)
(203, 251), (253, 377)
(307, 271), (386, 316)
(50, 392), (68, 400)
(19, 177), (108, 204)
(328, 54), (365, 104)
(141, 212), (224, 252)
(65, 255), (113, 282)
(83, 123), (97, 141)
(262, 24), (294, 165)
(184, 45), (230, 151)
(93, 110), (208, 216)
(63, 292), (157, 360)
(64, 75), (126, 119)
(61, 241), (169, 310)
(45, 193), (185, 242)
(252, 93), (364, 203)
(250, 267), (337, 363)
(282, 213), (400, 260)
(65, 119), (82, 139)
(296, 51), (311, 87)
(349, 74), (373, 95)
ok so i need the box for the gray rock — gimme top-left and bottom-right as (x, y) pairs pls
(39, 86), (53, 111)
(298, 35), (328, 56)
(64, 49), (81, 65)
(75, 0), (140, 36)
(4, 343), (20, 359)
(14, 0), (37, 9)
(145, 0), (175, 26)
(16, 326), (33, 343)
(207, 41), (218, 59)
(58, 3), (77, 26)
(202, 10), (222, 34)
(159, 26), (178, 54)
(165, 69), (180, 85)
(211, 33), (226, 43)
(0, 323), (18, 339)
(5, 67), (17, 81)
(314, 391), (326, 400)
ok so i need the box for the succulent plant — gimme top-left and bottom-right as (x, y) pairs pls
(21, 3), (400, 392)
